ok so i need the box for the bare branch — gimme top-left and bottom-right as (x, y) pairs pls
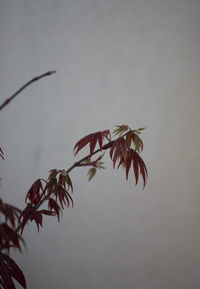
(0, 70), (56, 111)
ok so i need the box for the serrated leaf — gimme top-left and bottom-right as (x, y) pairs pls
(74, 130), (111, 158)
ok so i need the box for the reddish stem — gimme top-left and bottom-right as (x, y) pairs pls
(0, 70), (56, 111)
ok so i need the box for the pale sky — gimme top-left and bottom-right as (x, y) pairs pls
(0, 1), (200, 288)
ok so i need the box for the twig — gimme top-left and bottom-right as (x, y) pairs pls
(0, 70), (56, 111)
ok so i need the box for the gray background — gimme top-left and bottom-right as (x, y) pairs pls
(0, 0), (200, 288)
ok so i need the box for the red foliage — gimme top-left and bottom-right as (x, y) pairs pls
(110, 135), (147, 188)
(110, 140), (147, 187)
(46, 170), (74, 209)
(126, 131), (143, 153)
(0, 223), (24, 253)
(110, 137), (129, 168)
(53, 185), (74, 209)
(19, 204), (55, 234)
(0, 124), (147, 288)
(58, 170), (73, 192)
(48, 198), (62, 222)
(74, 130), (111, 158)
(25, 179), (43, 205)
(0, 252), (27, 289)
(0, 199), (21, 228)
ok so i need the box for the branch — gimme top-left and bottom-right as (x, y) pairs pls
(0, 126), (147, 251)
(0, 139), (113, 252)
(0, 70), (56, 111)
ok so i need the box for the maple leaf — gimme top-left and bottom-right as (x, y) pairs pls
(48, 198), (62, 222)
(0, 199), (21, 228)
(74, 130), (111, 158)
(110, 137), (129, 169)
(25, 179), (43, 205)
(19, 204), (55, 234)
(126, 149), (147, 187)
(124, 149), (148, 188)
(113, 125), (129, 136)
(0, 223), (24, 253)
(110, 138), (147, 188)
(0, 147), (4, 160)
(125, 131), (144, 153)
(45, 176), (58, 198)
(53, 185), (74, 209)
(58, 170), (73, 192)
(46, 170), (73, 198)
(0, 252), (27, 289)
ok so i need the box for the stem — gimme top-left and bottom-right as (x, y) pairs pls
(0, 70), (56, 111)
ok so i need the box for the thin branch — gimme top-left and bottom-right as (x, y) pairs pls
(0, 70), (56, 111)
(0, 139), (114, 252)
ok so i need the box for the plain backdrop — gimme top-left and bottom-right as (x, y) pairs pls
(0, 0), (200, 288)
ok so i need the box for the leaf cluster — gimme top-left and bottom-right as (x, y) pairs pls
(0, 124), (147, 289)
(73, 125), (147, 187)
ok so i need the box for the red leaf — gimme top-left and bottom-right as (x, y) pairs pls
(110, 137), (129, 168)
(74, 130), (111, 158)
(48, 198), (62, 222)
(19, 204), (55, 234)
(135, 151), (148, 188)
(0, 199), (21, 228)
(126, 131), (143, 153)
(132, 153), (139, 185)
(129, 149), (148, 188)
(0, 252), (27, 289)
(45, 177), (57, 197)
(54, 186), (74, 209)
(58, 171), (73, 192)
(0, 223), (24, 253)
(25, 179), (43, 205)
(66, 174), (73, 192)
(110, 138), (147, 188)
(125, 151), (132, 180)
